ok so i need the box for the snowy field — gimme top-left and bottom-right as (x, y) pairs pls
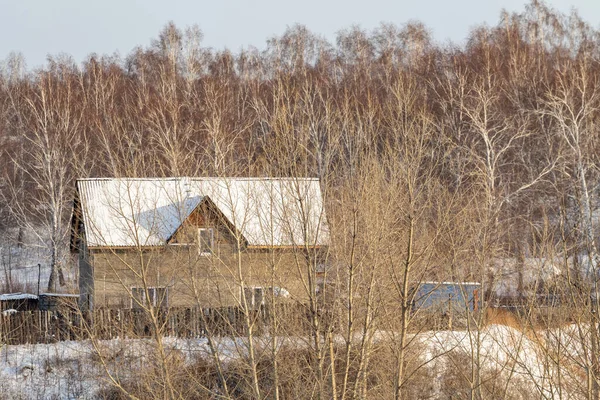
(0, 324), (590, 399)
(0, 335), (293, 399)
(0, 228), (78, 294)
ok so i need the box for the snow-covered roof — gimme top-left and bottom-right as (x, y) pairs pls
(0, 293), (38, 301)
(76, 177), (329, 248)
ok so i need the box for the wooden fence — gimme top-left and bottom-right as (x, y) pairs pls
(0, 302), (316, 345)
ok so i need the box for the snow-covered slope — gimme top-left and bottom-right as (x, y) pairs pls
(0, 324), (589, 399)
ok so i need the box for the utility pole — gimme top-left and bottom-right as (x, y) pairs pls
(37, 263), (41, 297)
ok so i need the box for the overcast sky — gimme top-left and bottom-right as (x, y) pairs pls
(1, 0), (599, 69)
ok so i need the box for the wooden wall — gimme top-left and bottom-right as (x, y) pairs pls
(89, 246), (311, 308)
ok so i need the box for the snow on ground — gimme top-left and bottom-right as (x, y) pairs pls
(0, 245), (51, 290)
(0, 335), (297, 399)
(416, 324), (559, 398)
(0, 324), (591, 399)
(491, 257), (562, 298)
(0, 340), (102, 399)
(0, 227), (77, 293)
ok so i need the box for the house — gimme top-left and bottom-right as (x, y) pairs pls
(70, 178), (329, 310)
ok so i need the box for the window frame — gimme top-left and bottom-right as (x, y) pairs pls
(241, 286), (289, 309)
(131, 286), (169, 309)
(198, 227), (215, 256)
(242, 286), (264, 309)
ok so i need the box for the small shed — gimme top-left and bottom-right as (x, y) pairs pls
(413, 282), (481, 313)
(38, 293), (80, 312)
(0, 293), (39, 312)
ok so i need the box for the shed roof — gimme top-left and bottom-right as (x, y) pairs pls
(0, 293), (38, 301)
(75, 177), (329, 248)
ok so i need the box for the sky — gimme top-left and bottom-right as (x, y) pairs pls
(1, 0), (599, 69)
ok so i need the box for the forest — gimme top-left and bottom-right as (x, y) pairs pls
(1, 1), (600, 398)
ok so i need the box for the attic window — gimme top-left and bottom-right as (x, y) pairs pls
(198, 228), (214, 255)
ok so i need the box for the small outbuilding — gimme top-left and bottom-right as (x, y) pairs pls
(38, 293), (80, 312)
(413, 282), (481, 313)
(0, 293), (39, 312)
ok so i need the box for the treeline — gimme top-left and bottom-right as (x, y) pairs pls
(0, 0), (598, 300)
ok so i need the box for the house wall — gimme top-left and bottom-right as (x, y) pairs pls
(88, 246), (312, 308)
(78, 238), (94, 310)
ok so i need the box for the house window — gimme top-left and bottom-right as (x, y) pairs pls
(198, 228), (214, 255)
(243, 287), (265, 309)
(242, 286), (290, 309)
(131, 287), (168, 309)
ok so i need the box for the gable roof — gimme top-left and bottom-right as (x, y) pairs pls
(74, 177), (329, 248)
